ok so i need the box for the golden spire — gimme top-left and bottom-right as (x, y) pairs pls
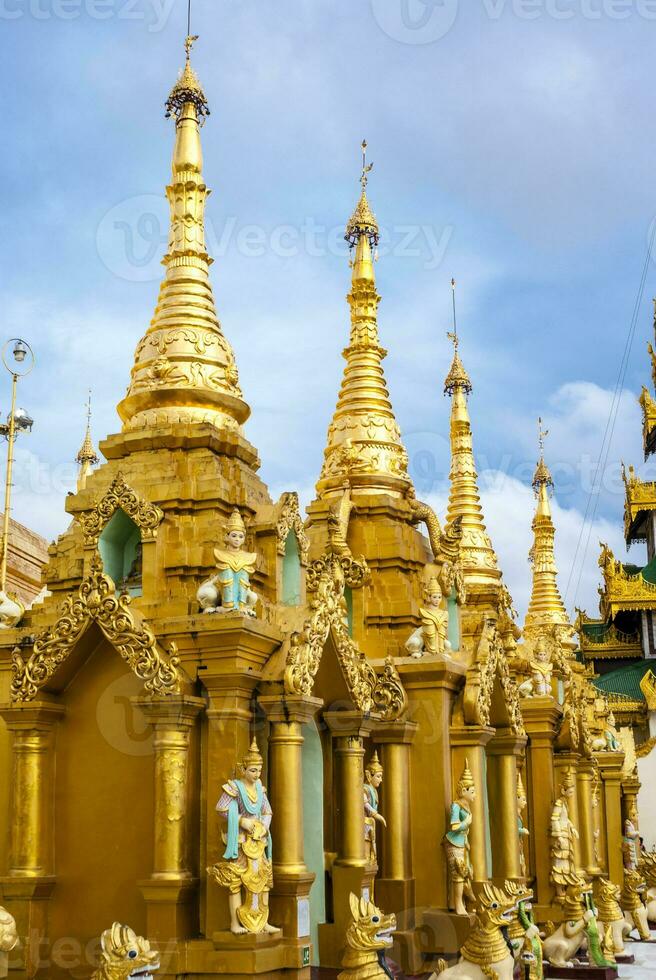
(524, 418), (571, 637)
(443, 305), (499, 586)
(317, 141), (411, 499)
(76, 390), (99, 491)
(117, 34), (249, 434)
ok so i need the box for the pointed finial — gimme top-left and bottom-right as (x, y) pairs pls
(538, 416), (549, 458)
(345, 139), (379, 248)
(444, 282), (472, 395)
(166, 13), (209, 122)
(360, 139), (374, 191)
(532, 416), (553, 493)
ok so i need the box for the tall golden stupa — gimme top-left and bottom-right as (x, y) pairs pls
(0, 32), (647, 980)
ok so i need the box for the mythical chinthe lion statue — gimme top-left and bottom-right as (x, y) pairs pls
(504, 881), (543, 977)
(594, 878), (632, 956)
(621, 868), (651, 941)
(542, 879), (611, 969)
(640, 851), (656, 922)
(337, 893), (397, 980)
(431, 881), (518, 980)
(91, 923), (160, 980)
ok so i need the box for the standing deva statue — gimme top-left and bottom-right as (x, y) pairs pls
(198, 508), (259, 616)
(445, 760), (476, 916)
(207, 739), (279, 935)
(550, 770), (580, 900)
(517, 772), (530, 878)
(405, 576), (451, 658)
(364, 752), (386, 866)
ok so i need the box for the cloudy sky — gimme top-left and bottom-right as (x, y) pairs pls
(3, 0), (656, 620)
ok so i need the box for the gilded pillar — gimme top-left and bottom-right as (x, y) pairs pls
(596, 751), (625, 887)
(397, 657), (466, 910)
(319, 711), (374, 969)
(486, 731), (528, 881)
(0, 701), (65, 978)
(554, 752), (583, 870)
(133, 694), (204, 941)
(577, 759), (600, 876)
(522, 697), (562, 915)
(372, 719), (418, 915)
(450, 725), (495, 882)
(259, 694), (322, 940)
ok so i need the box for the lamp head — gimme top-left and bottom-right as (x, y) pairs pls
(12, 340), (27, 364)
(13, 408), (33, 432)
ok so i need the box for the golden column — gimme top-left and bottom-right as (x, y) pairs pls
(319, 710), (374, 968)
(450, 725), (495, 881)
(577, 759), (601, 876)
(554, 752), (583, 870)
(372, 719), (418, 915)
(621, 772), (641, 829)
(596, 750), (625, 887)
(260, 694), (322, 941)
(486, 732), (528, 880)
(522, 698), (562, 915)
(133, 694), (204, 941)
(0, 701), (65, 977)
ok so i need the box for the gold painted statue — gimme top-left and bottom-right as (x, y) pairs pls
(364, 752), (386, 866)
(197, 509), (258, 616)
(518, 636), (553, 698)
(621, 868), (650, 941)
(445, 760), (476, 916)
(550, 771), (579, 900)
(0, 908), (18, 980)
(405, 576), (451, 658)
(91, 923), (159, 980)
(517, 772), (530, 878)
(337, 893), (396, 980)
(207, 739), (279, 935)
(433, 881), (519, 980)
(594, 879), (632, 957)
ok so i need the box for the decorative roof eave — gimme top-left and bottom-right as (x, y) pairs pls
(69, 473), (165, 545)
(580, 640), (643, 661)
(598, 542), (656, 617)
(11, 553), (181, 702)
(283, 549), (407, 720)
(622, 465), (656, 546)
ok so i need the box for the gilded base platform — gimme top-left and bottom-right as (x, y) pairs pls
(171, 933), (311, 980)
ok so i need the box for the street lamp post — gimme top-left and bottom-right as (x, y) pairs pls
(0, 339), (34, 597)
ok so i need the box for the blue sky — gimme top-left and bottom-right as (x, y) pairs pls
(2, 0), (656, 619)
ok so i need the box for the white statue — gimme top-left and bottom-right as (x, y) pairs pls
(197, 509), (258, 616)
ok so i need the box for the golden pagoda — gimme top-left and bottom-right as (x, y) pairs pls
(576, 303), (656, 738)
(0, 31), (645, 980)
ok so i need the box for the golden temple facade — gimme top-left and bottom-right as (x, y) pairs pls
(0, 37), (647, 980)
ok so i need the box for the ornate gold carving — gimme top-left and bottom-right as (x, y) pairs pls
(11, 554), (181, 702)
(598, 542), (656, 616)
(76, 473), (164, 545)
(464, 619), (525, 735)
(275, 492), (309, 565)
(622, 463), (656, 544)
(92, 922), (160, 980)
(284, 551), (406, 719)
(338, 892), (396, 980)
